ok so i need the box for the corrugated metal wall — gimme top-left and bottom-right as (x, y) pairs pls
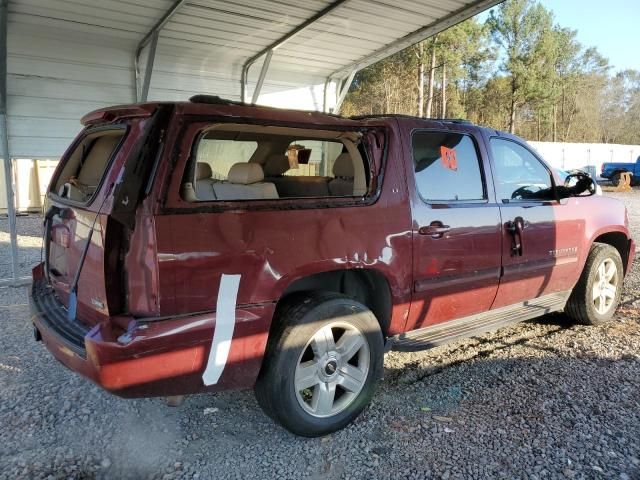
(6, 0), (494, 159)
(8, 1), (147, 158)
(5, 0), (339, 159)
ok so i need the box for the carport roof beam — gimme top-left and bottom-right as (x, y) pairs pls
(241, 0), (349, 103)
(134, 0), (188, 102)
(328, 0), (503, 79)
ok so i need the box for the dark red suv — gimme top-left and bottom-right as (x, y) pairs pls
(31, 97), (635, 436)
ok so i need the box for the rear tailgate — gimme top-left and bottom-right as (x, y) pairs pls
(42, 111), (159, 327)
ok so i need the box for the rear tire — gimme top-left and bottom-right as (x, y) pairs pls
(255, 292), (384, 437)
(611, 173), (621, 187)
(565, 243), (623, 325)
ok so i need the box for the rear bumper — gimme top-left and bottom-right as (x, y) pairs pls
(30, 263), (272, 398)
(30, 270), (91, 358)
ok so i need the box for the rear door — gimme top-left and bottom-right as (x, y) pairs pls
(485, 135), (584, 308)
(406, 127), (503, 331)
(150, 119), (411, 318)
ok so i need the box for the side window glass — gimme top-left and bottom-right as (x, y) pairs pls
(489, 139), (553, 202)
(411, 131), (484, 202)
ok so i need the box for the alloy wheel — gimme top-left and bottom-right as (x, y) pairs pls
(294, 321), (370, 418)
(592, 258), (618, 315)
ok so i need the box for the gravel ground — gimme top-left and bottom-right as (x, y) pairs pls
(1, 191), (639, 480)
(0, 214), (43, 280)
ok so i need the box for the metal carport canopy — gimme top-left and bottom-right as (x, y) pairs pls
(5, 0), (501, 158)
(1, 0), (501, 283)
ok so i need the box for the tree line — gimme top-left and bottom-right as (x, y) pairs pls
(341, 0), (640, 145)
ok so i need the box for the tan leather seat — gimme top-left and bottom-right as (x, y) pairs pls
(195, 162), (217, 200)
(328, 153), (355, 196)
(213, 163), (278, 200)
(76, 135), (122, 187)
(61, 134), (122, 201)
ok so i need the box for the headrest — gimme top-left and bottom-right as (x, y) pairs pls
(227, 162), (264, 185)
(263, 154), (291, 176)
(196, 162), (213, 180)
(332, 153), (354, 178)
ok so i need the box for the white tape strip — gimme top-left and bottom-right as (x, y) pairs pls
(202, 274), (241, 386)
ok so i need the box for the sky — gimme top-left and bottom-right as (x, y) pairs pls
(481, 0), (639, 73)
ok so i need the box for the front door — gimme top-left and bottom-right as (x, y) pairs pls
(486, 136), (584, 308)
(406, 128), (503, 331)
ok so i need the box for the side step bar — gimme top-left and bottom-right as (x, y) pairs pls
(390, 291), (571, 352)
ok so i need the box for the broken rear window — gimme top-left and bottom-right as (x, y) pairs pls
(52, 128), (125, 204)
(182, 124), (370, 202)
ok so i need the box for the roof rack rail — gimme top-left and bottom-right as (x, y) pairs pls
(187, 94), (348, 119)
(439, 118), (473, 124)
(189, 95), (248, 106)
(349, 113), (473, 124)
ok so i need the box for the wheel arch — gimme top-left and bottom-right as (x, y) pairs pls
(591, 231), (630, 273)
(609, 169), (630, 183)
(275, 268), (394, 337)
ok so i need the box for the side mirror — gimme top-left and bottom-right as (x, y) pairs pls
(559, 172), (596, 198)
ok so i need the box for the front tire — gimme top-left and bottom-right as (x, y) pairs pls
(255, 292), (384, 437)
(565, 243), (623, 325)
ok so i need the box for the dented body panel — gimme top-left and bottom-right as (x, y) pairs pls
(31, 101), (635, 398)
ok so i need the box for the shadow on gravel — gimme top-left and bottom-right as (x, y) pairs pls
(2, 306), (640, 479)
(383, 314), (576, 385)
(0, 242), (42, 280)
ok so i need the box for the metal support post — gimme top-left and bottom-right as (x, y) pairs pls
(241, 0), (348, 102)
(251, 49), (273, 104)
(140, 31), (159, 102)
(0, 0), (19, 282)
(333, 71), (356, 114)
(134, 0), (187, 101)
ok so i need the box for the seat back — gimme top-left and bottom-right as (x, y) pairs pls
(328, 153), (355, 196)
(213, 163), (279, 200)
(264, 153), (330, 197)
(77, 135), (122, 186)
(271, 176), (331, 197)
(194, 162), (217, 200)
(263, 154), (291, 177)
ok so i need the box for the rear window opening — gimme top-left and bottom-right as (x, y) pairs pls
(52, 129), (125, 203)
(181, 124), (370, 202)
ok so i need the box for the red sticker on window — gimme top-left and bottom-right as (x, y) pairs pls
(440, 146), (458, 171)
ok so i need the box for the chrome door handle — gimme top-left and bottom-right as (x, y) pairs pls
(418, 222), (451, 238)
(506, 216), (525, 256)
